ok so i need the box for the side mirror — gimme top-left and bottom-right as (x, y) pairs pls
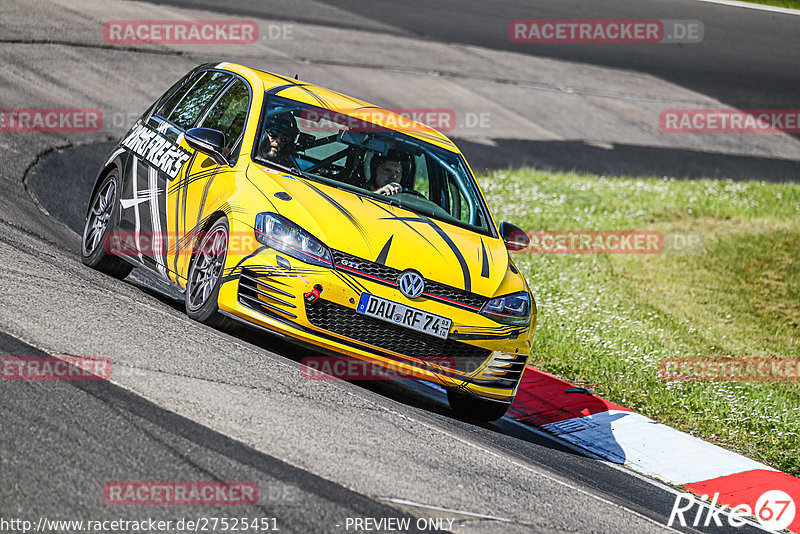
(499, 222), (529, 251)
(185, 128), (228, 165)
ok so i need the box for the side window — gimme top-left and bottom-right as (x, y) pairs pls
(167, 71), (232, 130)
(199, 79), (250, 159)
(155, 71), (201, 119)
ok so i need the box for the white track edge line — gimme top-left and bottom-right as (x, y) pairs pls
(692, 0), (800, 16)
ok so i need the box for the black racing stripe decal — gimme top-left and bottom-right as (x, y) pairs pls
(301, 181), (371, 246)
(266, 70), (301, 85)
(245, 163), (279, 212)
(168, 167), (234, 195)
(426, 217), (471, 291)
(373, 212), (471, 291)
(266, 83), (298, 96)
(375, 235), (393, 265)
(364, 198), (443, 257)
(480, 238), (489, 278)
(221, 245), (269, 282)
(173, 207), (231, 258)
(195, 166), (223, 233)
(333, 270), (369, 294)
(172, 156), (191, 275)
(343, 271), (369, 293)
(333, 271), (365, 296)
(169, 164), (209, 194)
(449, 329), (525, 341)
(180, 152), (196, 267)
(170, 170), (228, 198)
(297, 85), (333, 110)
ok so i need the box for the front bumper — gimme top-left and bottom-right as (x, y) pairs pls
(217, 246), (532, 402)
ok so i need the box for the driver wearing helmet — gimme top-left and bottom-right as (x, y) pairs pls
(257, 113), (298, 166)
(369, 150), (410, 196)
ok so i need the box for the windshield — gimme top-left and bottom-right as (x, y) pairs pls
(252, 95), (493, 235)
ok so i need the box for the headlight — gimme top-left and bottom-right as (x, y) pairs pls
(254, 212), (332, 267)
(480, 291), (532, 326)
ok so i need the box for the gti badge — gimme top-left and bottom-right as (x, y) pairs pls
(398, 270), (425, 299)
(340, 258), (362, 270)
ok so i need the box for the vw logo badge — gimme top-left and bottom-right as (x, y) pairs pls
(398, 271), (425, 299)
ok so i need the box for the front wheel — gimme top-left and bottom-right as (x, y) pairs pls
(447, 390), (510, 422)
(81, 169), (133, 279)
(185, 215), (232, 328)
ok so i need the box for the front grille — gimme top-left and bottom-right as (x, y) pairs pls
(305, 298), (491, 363)
(331, 249), (489, 310)
(332, 249), (398, 282)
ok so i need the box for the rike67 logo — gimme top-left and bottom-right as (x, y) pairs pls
(668, 490), (795, 530)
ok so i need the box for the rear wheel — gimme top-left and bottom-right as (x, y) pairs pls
(447, 389), (510, 422)
(81, 169), (133, 279)
(185, 215), (232, 328)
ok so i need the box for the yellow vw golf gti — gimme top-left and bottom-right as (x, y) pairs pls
(81, 62), (536, 421)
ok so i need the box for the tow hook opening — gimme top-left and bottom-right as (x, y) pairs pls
(304, 284), (323, 304)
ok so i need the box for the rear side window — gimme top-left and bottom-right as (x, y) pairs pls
(199, 79), (250, 160)
(156, 72), (201, 119)
(166, 71), (231, 130)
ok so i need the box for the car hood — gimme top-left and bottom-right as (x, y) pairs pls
(247, 165), (520, 297)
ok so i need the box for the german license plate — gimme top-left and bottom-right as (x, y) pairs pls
(356, 293), (451, 339)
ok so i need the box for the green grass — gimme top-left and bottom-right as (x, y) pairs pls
(741, 0), (800, 8)
(477, 169), (800, 475)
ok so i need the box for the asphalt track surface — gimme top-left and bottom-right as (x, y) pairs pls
(143, 0), (800, 179)
(1, 1), (797, 533)
(150, 0), (800, 110)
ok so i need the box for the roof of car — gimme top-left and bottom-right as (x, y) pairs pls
(216, 62), (459, 153)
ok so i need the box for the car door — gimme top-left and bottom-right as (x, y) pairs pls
(116, 69), (232, 279)
(168, 76), (252, 285)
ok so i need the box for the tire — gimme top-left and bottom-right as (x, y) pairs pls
(447, 389), (510, 422)
(81, 168), (134, 279)
(185, 215), (232, 328)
